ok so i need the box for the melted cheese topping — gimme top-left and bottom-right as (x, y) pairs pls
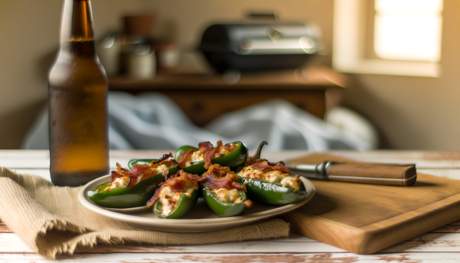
(280, 176), (300, 191)
(185, 151), (204, 166)
(210, 188), (242, 204)
(158, 181), (198, 217)
(237, 166), (301, 191)
(106, 164), (170, 191)
(184, 142), (238, 166)
(107, 176), (130, 190)
(152, 164), (170, 178)
(216, 142), (236, 157)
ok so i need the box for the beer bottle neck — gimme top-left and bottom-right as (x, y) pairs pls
(59, 0), (96, 56)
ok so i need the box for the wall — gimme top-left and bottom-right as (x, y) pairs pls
(1, 0), (458, 151)
(0, 0), (333, 149)
(0, 0), (154, 148)
(340, 0), (460, 150)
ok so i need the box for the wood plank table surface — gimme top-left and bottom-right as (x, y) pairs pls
(1, 149), (460, 262)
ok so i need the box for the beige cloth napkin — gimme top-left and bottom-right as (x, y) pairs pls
(0, 167), (290, 259)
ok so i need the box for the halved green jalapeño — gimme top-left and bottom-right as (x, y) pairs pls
(202, 187), (247, 217)
(238, 141), (307, 205)
(154, 188), (199, 219)
(175, 140), (249, 174)
(241, 177), (306, 205)
(150, 170), (203, 219)
(87, 154), (179, 208)
(200, 163), (250, 217)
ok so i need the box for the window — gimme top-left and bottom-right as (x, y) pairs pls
(333, 0), (443, 77)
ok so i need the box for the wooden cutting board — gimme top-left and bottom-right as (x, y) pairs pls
(283, 153), (460, 254)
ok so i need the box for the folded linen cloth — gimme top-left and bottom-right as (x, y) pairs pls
(23, 92), (375, 151)
(0, 167), (290, 259)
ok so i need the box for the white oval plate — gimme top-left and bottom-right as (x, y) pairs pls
(78, 174), (315, 233)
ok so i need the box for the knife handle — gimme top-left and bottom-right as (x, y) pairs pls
(326, 162), (417, 186)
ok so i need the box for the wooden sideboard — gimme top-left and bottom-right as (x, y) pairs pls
(108, 67), (346, 127)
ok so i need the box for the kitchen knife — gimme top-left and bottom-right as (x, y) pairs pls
(284, 161), (417, 186)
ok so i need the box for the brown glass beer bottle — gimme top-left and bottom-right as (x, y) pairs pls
(48, 0), (109, 186)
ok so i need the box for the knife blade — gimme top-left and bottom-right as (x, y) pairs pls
(284, 161), (417, 186)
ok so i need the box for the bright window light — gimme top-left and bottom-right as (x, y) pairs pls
(374, 0), (443, 62)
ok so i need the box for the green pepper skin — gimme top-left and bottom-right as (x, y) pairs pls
(240, 177), (306, 205)
(127, 159), (156, 169)
(87, 164), (180, 208)
(175, 141), (249, 174)
(154, 188), (199, 218)
(240, 140), (306, 205)
(174, 146), (206, 174)
(202, 187), (247, 217)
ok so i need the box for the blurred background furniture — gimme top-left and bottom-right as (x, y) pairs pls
(23, 66), (379, 151)
(108, 67), (345, 127)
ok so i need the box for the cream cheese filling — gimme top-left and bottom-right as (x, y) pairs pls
(106, 164), (170, 191)
(185, 151), (204, 166)
(237, 166), (301, 190)
(210, 188), (242, 204)
(185, 142), (237, 166)
(158, 181), (197, 217)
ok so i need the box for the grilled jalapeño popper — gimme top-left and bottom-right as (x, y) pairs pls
(87, 153), (179, 208)
(147, 170), (204, 219)
(175, 140), (249, 175)
(201, 164), (252, 217)
(237, 141), (307, 205)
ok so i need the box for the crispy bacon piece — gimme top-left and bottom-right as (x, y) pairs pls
(199, 141), (213, 153)
(202, 176), (246, 191)
(251, 160), (269, 171)
(146, 170), (204, 207)
(203, 148), (216, 169)
(111, 163), (157, 188)
(203, 140), (233, 169)
(213, 140), (227, 158)
(199, 141), (217, 169)
(202, 164), (246, 191)
(247, 159), (291, 174)
(205, 163), (231, 178)
(152, 153), (174, 164)
(110, 170), (125, 184)
(180, 140), (238, 170)
(177, 149), (195, 168)
(110, 153), (176, 188)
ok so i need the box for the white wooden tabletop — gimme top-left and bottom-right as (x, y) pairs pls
(1, 149), (460, 262)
